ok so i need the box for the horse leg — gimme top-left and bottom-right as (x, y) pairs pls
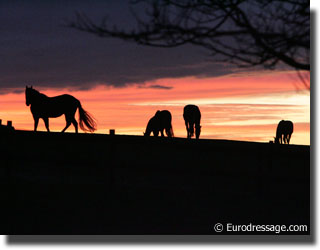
(195, 124), (200, 139)
(71, 117), (78, 133)
(185, 121), (190, 138)
(33, 117), (39, 131)
(165, 127), (169, 137)
(287, 134), (291, 144)
(160, 129), (164, 137)
(286, 134), (290, 144)
(190, 123), (195, 138)
(62, 115), (72, 133)
(165, 127), (172, 137)
(61, 121), (71, 133)
(43, 117), (50, 132)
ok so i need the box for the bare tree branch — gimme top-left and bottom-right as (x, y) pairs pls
(68, 0), (310, 88)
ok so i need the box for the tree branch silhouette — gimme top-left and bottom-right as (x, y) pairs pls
(68, 0), (310, 88)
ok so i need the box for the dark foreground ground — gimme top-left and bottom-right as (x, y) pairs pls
(1, 130), (310, 234)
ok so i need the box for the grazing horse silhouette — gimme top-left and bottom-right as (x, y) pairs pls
(275, 120), (294, 144)
(25, 86), (96, 133)
(144, 110), (174, 137)
(183, 104), (201, 139)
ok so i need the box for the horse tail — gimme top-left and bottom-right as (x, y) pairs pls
(78, 102), (97, 132)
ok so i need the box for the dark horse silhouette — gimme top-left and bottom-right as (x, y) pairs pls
(275, 120), (294, 144)
(25, 86), (96, 133)
(144, 110), (174, 137)
(183, 104), (201, 139)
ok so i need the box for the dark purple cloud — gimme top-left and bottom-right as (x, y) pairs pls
(0, 0), (237, 94)
(138, 85), (173, 90)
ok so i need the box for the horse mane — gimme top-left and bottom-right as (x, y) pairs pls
(31, 88), (48, 99)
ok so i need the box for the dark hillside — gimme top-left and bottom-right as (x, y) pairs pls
(1, 130), (310, 234)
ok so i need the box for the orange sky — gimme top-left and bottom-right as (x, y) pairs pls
(0, 70), (310, 145)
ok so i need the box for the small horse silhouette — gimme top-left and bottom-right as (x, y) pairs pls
(25, 86), (96, 133)
(183, 104), (201, 139)
(274, 120), (294, 144)
(144, 110), (174, 137)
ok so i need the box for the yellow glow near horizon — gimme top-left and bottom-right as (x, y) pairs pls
(0, 70), (310, 145)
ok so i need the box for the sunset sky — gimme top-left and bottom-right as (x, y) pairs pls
(0, 0), (310, 145)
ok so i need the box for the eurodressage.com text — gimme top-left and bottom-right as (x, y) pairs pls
(214, 223), (308, 234)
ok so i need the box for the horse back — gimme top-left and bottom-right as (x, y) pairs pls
(158, 110), (172, 122)
(31, 94), (79, 118)
(285, 120), (294, 134)
(149, 110), (172, 130)
(277, 120), (294, 135)
(183, 105), (201, 123)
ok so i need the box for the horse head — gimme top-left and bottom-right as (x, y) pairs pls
(25, 85), (39, 106)
(25, 85), (33, 106)
(144, 128), (151, 137)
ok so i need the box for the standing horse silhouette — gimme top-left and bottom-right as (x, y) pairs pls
(25, 86), (96, 133)
(183, 104), (201, 139)
(274, 120), (294, 144)
(144, 110), (174, 137)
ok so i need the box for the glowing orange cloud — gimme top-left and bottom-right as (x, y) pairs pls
(0, 70), (310, 145)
